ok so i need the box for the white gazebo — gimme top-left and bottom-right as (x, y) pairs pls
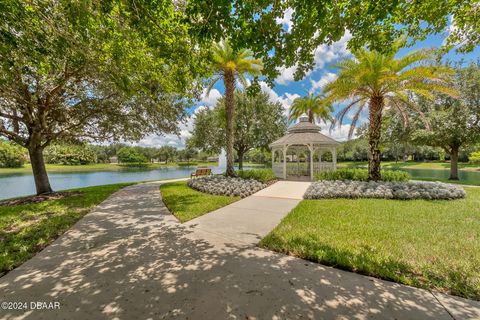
(270, 117), (339, 180)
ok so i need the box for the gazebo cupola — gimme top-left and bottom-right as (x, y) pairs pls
(269, 116), (339, 180)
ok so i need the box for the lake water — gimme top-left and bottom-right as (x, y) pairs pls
(0, 165), (257, 200)
(399, 168), (480, 184)
(0, 166), (478, 201)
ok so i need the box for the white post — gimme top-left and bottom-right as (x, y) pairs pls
(308, 144), (314, 180)
(283, 146), (287, 179)
(332, 146), (337, 171)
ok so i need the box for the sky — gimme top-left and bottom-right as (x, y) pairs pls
(136, 17), (480, 150)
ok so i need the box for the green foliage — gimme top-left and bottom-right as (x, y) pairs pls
(160, 181), (239, 222)
(44, 144), (97, 165)
(260, 187), (480, 299)
(470, 151), (480, 164)
(289, 94), (333, 124)
(116, 147), (148, 164)
(188, 90), (287, 163)
(177, 162), (198, 166)
(0, 141), (26, 168)
(0, 183), (132, 273)
(185, 1), (477, 83)
(237, 169), (276, 183)
(316, 169), (410, 182)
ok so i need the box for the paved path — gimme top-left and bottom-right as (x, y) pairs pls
(1, 181), (479, 320)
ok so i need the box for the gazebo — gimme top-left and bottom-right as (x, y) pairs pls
(270, 117), (339, 180)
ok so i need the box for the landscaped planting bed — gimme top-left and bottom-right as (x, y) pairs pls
(188, 175), (266, 198)
(304, 180), (465, 200)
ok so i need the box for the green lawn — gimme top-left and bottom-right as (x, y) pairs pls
(160, 181), (239, 222)
(338, 160), (480, 171)
(260, 187), (480, 300)
(0, 183), (132, 274)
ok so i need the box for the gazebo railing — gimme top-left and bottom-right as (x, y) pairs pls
(313, 162), (334, 174)
(273, 163), (283, 177)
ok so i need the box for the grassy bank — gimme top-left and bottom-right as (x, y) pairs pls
(338, 161), (480, 171)
(0, 183), (132, 274)
(160, 181), (239, 222)
(260, 187), (480, 300)
(0, 162), (265, 176)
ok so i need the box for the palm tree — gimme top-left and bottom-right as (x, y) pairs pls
(289, 93), (334, 124)
(324, 42), (457, 180)
(207, 40), (263, 176)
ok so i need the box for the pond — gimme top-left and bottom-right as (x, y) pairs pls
(0, 165), (260, 200)
(399, 168), (480, 184)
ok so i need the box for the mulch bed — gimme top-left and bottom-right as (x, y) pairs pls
(0, 191), (84, 207)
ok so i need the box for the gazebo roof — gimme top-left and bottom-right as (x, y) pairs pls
(270, 117), (340, 148)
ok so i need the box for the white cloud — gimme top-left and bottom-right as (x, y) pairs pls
(276, 8), (293, 32)
(200, 88), (222, 106)
(275, 65), (297, 85)
(259, 81), (299, 116)
(136, 115), (195, 149)
(318, 122), (354, 141)
(275, 31), (351, 86)
(309, 72), (337, 94)
(313, 31), (352, 70)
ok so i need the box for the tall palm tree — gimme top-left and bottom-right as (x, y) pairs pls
(324, 42), (457, 180)
(289, 93), (334, 124)
(207, 40), (263, 176)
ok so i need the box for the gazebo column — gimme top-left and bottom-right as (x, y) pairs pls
(332, 147), (337, 171)
(308, 144), (314, 180)
(282, 146), (287, 179)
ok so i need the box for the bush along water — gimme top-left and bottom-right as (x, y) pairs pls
(304, 180), (465, 200)
(188, 175), (266, 198)
(315, 168), (410, 182)
(237, 169), (276, 183)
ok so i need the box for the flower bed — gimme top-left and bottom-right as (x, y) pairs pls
(188, 175), (266, 198)
(304, 180), (465, 200)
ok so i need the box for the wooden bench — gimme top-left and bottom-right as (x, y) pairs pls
(190, 168), (212, 178)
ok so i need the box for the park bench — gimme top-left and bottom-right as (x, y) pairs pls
(190, 168), (212, 179)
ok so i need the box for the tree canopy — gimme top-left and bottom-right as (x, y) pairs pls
(188, 90), (287, 169)
(0, 0), (205, 193)
(185, 0), (478, 82)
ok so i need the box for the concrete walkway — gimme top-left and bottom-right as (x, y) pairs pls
(1, 181), (479, 320)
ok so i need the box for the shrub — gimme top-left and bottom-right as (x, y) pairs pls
(304, 180), (465, 200)
(0, 141), (27, 168)
(469, 151), (480, 164)
(315, 168), (410, 182)
(177, 161), (198, 166)
(188, 176), (266, 198)
(237, 169), (276, 183)
(116, 147), (148, 164)
(44, 144), (97, 165)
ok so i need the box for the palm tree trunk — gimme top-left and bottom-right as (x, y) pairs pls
(368, 96), (384, 181)
(449, 146), (460, 180)
(308, 110), (314, 123)
(223, 71), (236, 177)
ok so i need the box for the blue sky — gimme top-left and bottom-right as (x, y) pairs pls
(137, 20), (480, 149)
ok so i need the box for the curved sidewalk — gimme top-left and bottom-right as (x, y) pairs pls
(1, 181), (479, 319)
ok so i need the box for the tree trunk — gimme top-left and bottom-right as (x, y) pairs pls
(449, 146), (460, 180)
(237, 149), (245, 170)
(224, 71), (236, 177)
(28, 146), (53, 195)
(308, 110), (314, 123)
(368, 96), (384, 181)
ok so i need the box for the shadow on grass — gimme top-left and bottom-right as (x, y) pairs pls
(260, 233), (480, 300)
(2, 183), (477, 319)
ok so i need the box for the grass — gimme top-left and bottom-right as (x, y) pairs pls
(0, 183), (132, 274)
(260, 187), (480, 300)
(160, 181), (239, 222)
(338, 160), (480, 171)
